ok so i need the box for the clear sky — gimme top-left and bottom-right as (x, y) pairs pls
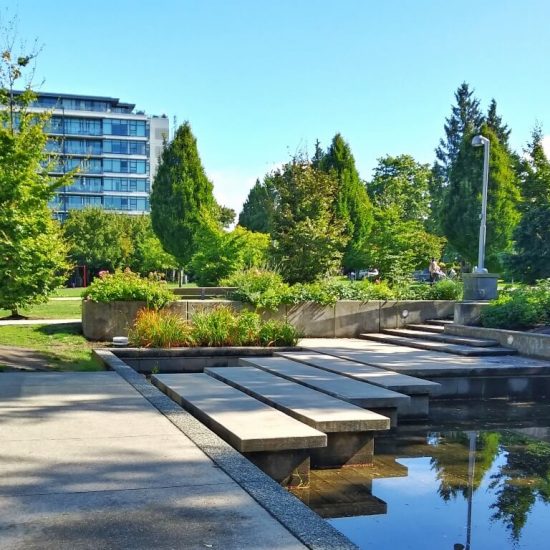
(4, 0), (550, 213)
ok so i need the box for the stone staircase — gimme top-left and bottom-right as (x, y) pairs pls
(360, 319), (517, 357)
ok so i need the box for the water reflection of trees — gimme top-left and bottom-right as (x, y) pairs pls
(428, 430), (550, 542)
(430, 431), (500, 501)
(488, 433), (550, 541)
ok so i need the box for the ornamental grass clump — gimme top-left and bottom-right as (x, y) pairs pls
(82, 269), (173, 309)
(258, 319), (300, 346)
(129, 309), (194, 348)
(191, 305), (238, 347)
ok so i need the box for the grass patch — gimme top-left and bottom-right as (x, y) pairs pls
(0, 323), (102, 371)
(0, 300), (82, 319)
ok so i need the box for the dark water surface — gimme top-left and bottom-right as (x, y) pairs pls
(291, 400), (550, 550)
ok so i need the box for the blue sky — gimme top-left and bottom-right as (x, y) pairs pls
(4, 0), (550, 212)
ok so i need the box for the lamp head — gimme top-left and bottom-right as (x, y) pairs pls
(472, 135), (489, 147)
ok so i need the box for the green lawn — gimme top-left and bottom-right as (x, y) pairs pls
(0, 300), (82, 319)
(0, 323), (103, 371)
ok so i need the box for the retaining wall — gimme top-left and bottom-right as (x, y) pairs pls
(446, 324), (550, 360)
(82, 299), (455, 341)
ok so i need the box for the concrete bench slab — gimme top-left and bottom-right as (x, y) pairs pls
(152, 373), (326, 487)
(206, 366), (390, 468)
(405, 323), (445, 333)
(239, 356), (410, 425)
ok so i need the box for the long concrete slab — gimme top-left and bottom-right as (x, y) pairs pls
(299, 338), (550, 377)
(205, 366), (390, 432)
(0, 372), (311, 549)
(152, 373), (326, 453)
(239, 356), (409, 416)
(276, 351), (439, 395)
(382, 327), (500, 347)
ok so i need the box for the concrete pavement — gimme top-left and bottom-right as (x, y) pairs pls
(0, 371), (355, 550)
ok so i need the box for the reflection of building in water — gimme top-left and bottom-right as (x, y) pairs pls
(291, 457), (407, 518)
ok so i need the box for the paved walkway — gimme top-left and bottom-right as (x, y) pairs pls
(0, 372), (312, 550)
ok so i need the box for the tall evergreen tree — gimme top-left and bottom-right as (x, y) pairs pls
(150, 122), (217, 266)
(270, 157), (347, 283)
(319, 133), (373, 270)
(431, 83), (484, 233)
(435, 82), (484, 177)
(238, 176), (276, 233)
(486, 99), (511, 149)
(442, 125), (520, 271)
(505, 126), (550, 282)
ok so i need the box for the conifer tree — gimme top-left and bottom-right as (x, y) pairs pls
(442, 125), (520, 271)
(435, 82), (484, 177)
(430, 83), (484, 233)
(318, 134), (373, 270)
(150, 122), (217, 266)
(486, 99), (511, 149)
(505, 126), (550, 282)
(238, 176), (276, 233)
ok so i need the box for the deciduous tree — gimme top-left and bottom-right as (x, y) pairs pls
(270, 158), (347, 283)
(0, 28), (70, 316)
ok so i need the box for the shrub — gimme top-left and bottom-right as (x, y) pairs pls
(83, 269), (173, 309)
(222, 268), (290, 310)
(128, 309), (194, 347)
(481, 279), (550, 330)
(425, 279), (463, 301)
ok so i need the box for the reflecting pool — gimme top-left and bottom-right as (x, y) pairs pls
(291, 400), (550, 550)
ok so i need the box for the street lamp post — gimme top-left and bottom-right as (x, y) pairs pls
(471, 135), (490, 273)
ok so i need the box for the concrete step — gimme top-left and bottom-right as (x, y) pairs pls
(358, 333), (517, 356)
(405, 323), (445, 334)
(424, 319), (454, 327)
(275, 351), (439, 396)
(238, 356), (410, 425)
(382, 328), (499, 347)
(205, 366), (390, 433)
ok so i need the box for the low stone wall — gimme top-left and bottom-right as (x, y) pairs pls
(82, 299), (456, 341)
(446, 324), (550, 360)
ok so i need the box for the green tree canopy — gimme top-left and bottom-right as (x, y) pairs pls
(318, 133), (374, 270)
(442, 125), (520, 271)
(270, 158), (347, 283)
(238, 176), (277, 233)
(188, 225), (269, 286)
(0, 35), (70, 316)
(150, 122), (217, 266)
(62, 208), (177, 274)
(367, 154), (432, 223)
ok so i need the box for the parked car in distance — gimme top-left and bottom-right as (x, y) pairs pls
(358, 268), (379, 280)
(412, 268), (431, 282)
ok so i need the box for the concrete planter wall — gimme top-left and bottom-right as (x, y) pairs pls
(83, 299), (455, 341)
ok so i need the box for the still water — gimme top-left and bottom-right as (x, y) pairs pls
(291, 401), (550, 550)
